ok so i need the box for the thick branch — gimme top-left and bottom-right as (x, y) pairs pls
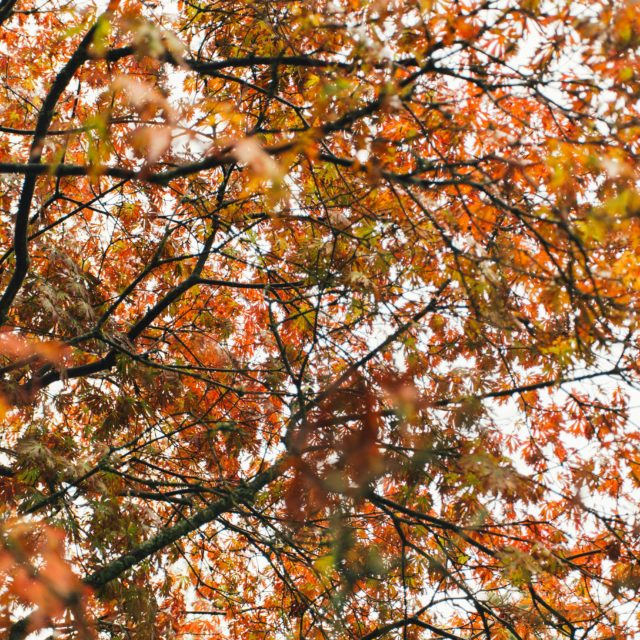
(0, 17), (104, 325)
(8, 458), (285, 640)
(0, 0), (17, 26)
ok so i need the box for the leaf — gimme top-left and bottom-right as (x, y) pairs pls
(232, 137), (282, 182)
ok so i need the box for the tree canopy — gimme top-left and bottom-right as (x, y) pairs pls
(1, 0), (640, 638)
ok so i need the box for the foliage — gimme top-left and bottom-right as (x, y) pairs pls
(0, 0), (639, 638)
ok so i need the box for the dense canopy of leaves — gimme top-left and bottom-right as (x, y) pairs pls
(1, 0), (640, 638)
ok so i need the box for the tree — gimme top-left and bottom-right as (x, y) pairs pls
(0, 0), (639, 637)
